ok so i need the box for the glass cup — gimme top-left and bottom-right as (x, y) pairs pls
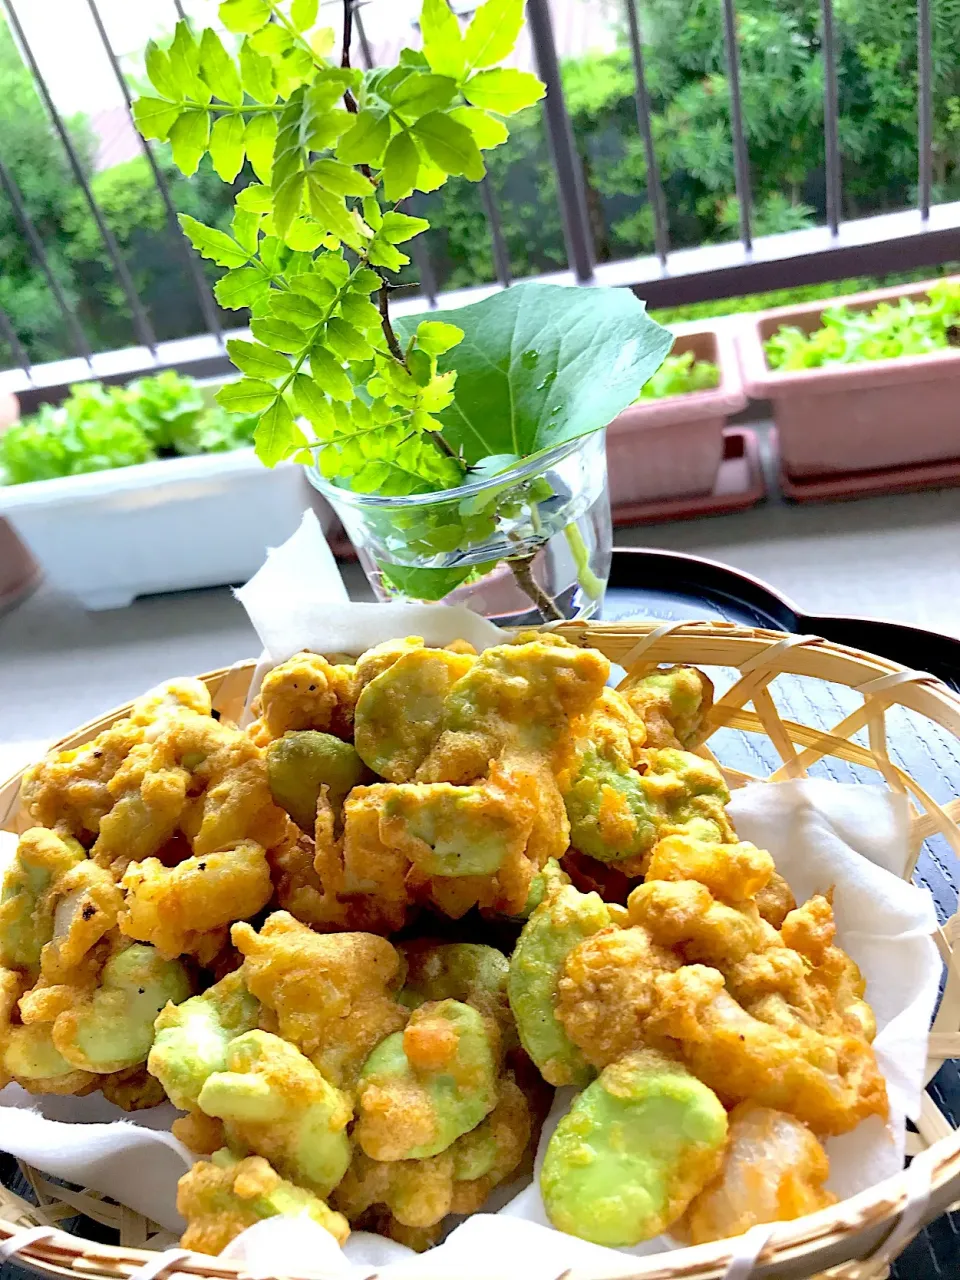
(308, 430), (612, 625)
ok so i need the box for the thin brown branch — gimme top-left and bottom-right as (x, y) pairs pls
(377, 281), (405, 363)
(508, 552), (564, 622)
(342, 0), (358, 113)
(341, 0), (354, 69)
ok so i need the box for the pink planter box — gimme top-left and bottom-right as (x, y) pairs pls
(606, 328), (746, 505)
(738, 278), (960, 478)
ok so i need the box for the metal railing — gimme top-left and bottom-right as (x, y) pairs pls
(0, 0), (957, 408)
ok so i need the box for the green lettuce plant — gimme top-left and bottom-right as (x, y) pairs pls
(0, 372), (257, 485)
(132, 0), (672, 614)
(765, 279), (960, 370)
(636, 351), (719, 400)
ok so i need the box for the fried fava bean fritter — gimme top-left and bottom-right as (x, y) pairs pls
(197, 1030), (353, 1197)
(149, 971), (260, 1112)
(354, 999), (499, 1161)
(177, 1150), (349, 1255)
(621, 665), (714, 750)
(232, 911), (408, 1088)
(540, 1049), (728, 1246)
(334, 1073), (533, 1229)
(19, 679), (212, 841)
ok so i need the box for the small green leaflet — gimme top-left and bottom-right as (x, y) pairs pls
(199, 29), (243, 105)
(219, 0), (271, 34)
(214, 266), (270, 309)
(217, 378), (281, 413)
(308, 158), (374, 197)
(226, 338), (292, 378)
(381, 131), (420, 201)
(412, 112), (484, 180)
(420, 0), (466, 81)
(390, 73), (458, 120)
(336, 109), (391, 166)
(144, 42), (179, 101)
(256, 397), (306, 467)
(462, 0), (525, 72)
(290, 0), (319, 32)
(178, 214), (250, 267)
(464, 68), (545, 113)
(132, 97), (181, 141)
(209, 114), (246, 181)
(240, 40), (275, 103)
(244, 115), (277, 183)
(448, 105), (508, 150)
(168, 111), (210, 176)
(395, 280), (674, 466)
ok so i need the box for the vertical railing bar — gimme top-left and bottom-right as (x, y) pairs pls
(720, 0), (752, 252)
(623, 0), (668, 264)
(83, 0), (224, 345)
(408, 238), (439, 307)
(917, 0), (933, 220)
(821, 0), (842, 236)
(479, 177), (512, 287)
(0, 158), (94, 363)
(0, 304), (33, 381)
(525, 0), (595, 282)
(352, 1), (375, 71)
(1, 0), (158, 354)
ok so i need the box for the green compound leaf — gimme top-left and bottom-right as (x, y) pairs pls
(464, 68), (545, 113)
(395, 281), (673, 466)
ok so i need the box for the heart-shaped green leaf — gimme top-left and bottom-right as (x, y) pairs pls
(396, 281), (673, 466)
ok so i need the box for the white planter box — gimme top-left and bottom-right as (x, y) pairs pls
(0, 449), (331, 611)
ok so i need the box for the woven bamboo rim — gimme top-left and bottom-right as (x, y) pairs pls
(1, 618), (960, 1280)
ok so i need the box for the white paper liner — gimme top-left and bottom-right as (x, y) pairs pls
(0, 510), (942, 1274)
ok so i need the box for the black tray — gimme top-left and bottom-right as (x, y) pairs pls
(604, 547), (960, 1278)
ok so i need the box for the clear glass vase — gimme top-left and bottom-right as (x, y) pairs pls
(307, 431), (612, 625)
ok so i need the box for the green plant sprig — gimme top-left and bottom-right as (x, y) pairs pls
(133, 0), (545, 485)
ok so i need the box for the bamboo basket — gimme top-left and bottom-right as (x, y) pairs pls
(1, 618), (960, 1280)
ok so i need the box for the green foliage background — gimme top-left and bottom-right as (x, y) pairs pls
(2, 0), (960, 368)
